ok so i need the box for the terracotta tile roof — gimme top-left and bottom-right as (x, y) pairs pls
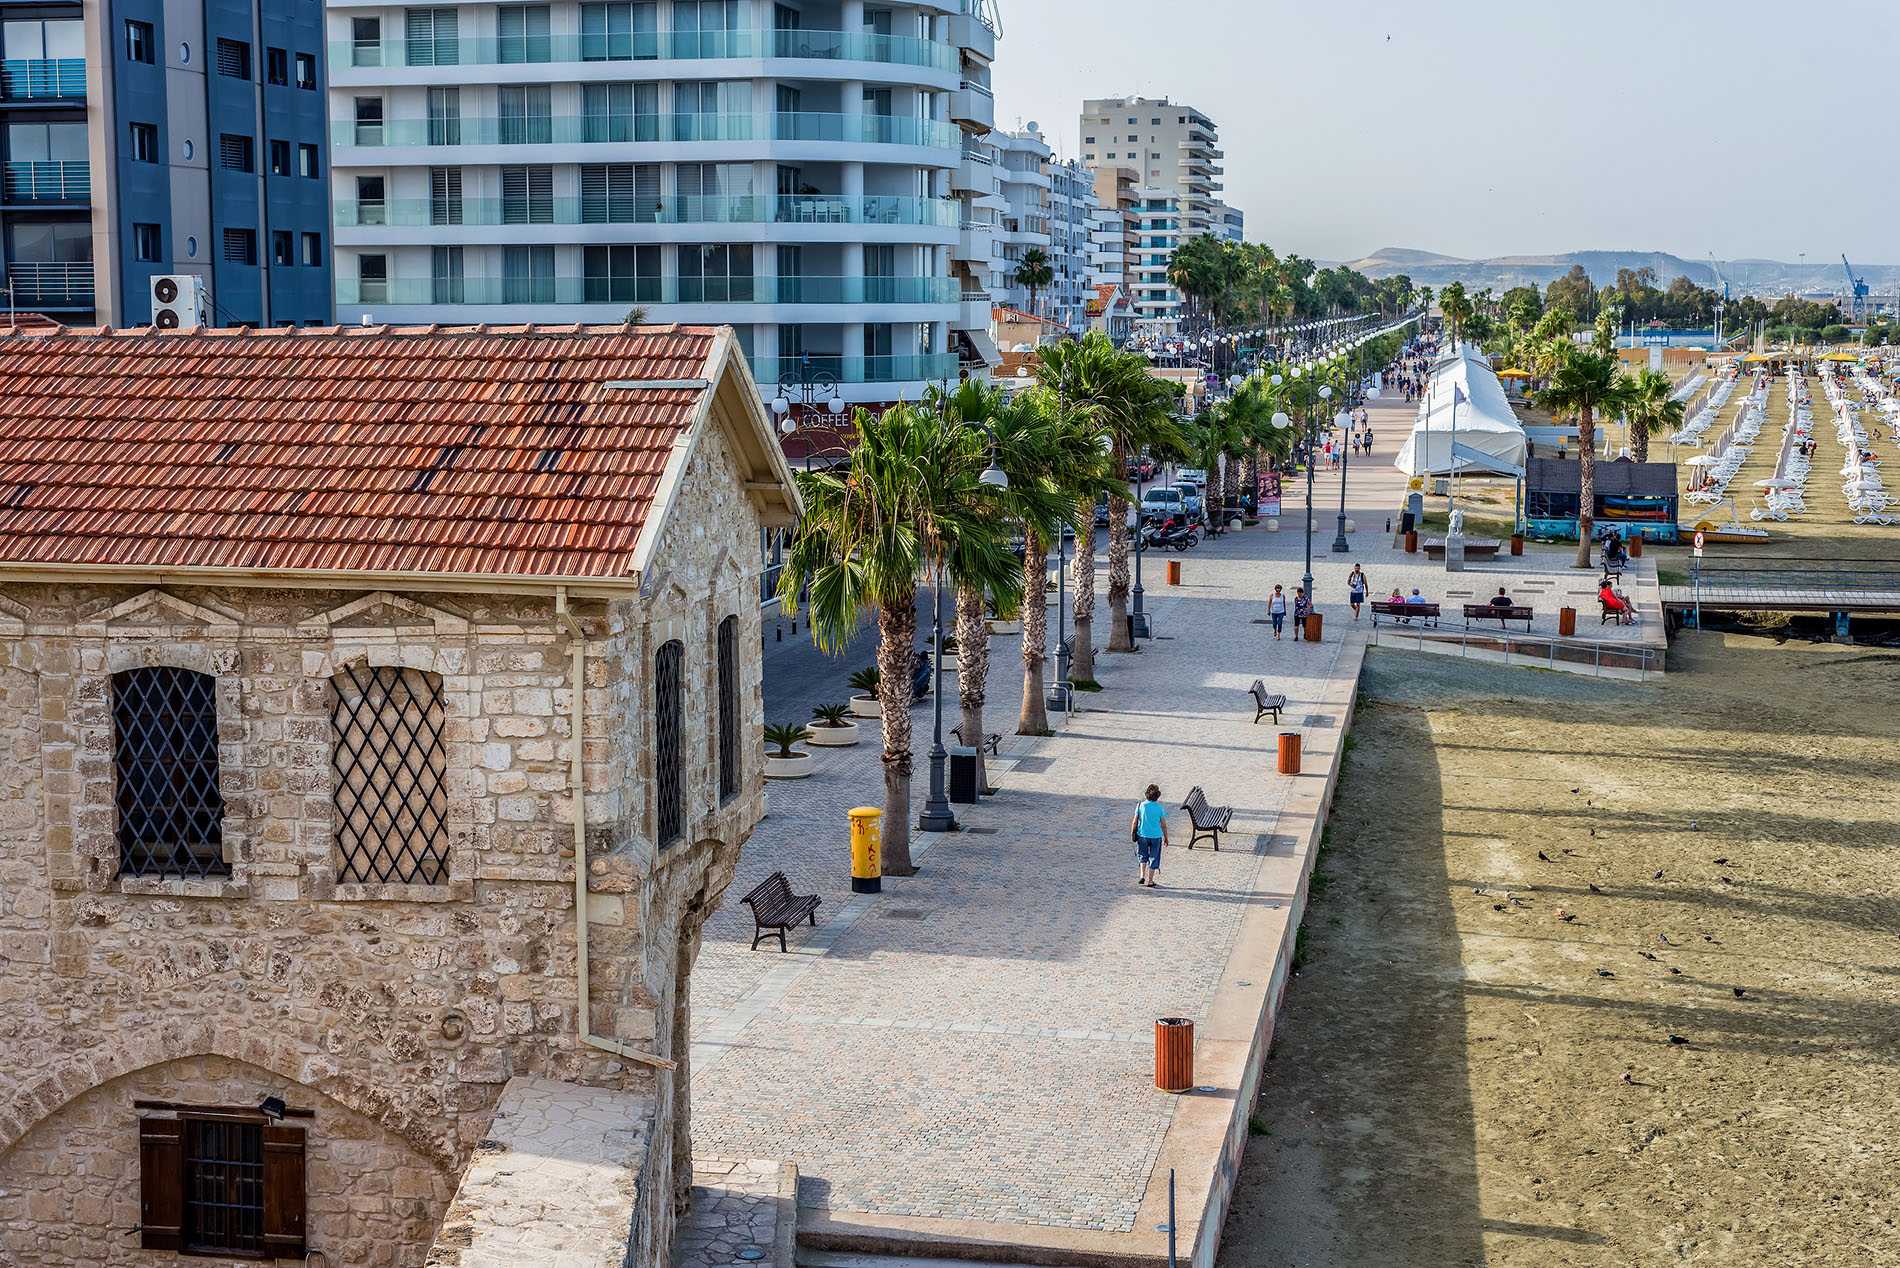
(0, 322), (729, 581)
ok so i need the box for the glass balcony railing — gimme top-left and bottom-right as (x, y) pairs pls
(336, 193), (958, 229)
(2, 160), (88, 202)
(5, 261), (94, 306)
(0, 58), (84, 100)
(336, 111), (960, 150)
(335, 275), (959, 307)
(753, 353), (960, 384)
(337, 27), (955, 71)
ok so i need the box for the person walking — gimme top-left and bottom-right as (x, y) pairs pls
(1348, 565), (1368, 620)
(1268, 583), (1288, 639)
(1131, 784), (1169, 887)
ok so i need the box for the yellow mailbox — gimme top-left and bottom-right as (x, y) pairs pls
(848, 806), (883, 893)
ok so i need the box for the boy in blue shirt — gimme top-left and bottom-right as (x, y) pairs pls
(1131, 784), (1170, 887)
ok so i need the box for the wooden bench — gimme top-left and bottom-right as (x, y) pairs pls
(740, 871), (820, 952)
(951, 724), (1001, 756)
(1371, 600), (1441, 627)
(1247, 679), (1287, 725)
(1181, 786), (1234, 852)
(1600, 596), (1635, 625)
(1422, 537), (1502, 560)
(1463, 603), (1534, 631)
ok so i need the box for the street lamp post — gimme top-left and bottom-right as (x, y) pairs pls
(919, 416), (1008, 833)
(770, 355), (846, 473)
(1131, 447), (1147, 640)
(1305, 375), (1332, 602)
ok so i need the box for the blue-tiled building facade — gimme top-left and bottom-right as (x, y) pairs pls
(0, 0), (330, 326)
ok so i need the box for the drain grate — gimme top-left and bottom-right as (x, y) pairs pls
(1302, 714), (1334, 727)
(965, 827), (998, 835)
(1012, 756), (1054, 774)
(883, 908), (927, 919)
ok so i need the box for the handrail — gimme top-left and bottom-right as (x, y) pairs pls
(1368, 615), (1656, 681)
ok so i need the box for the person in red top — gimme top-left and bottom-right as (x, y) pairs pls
(1599, 580), (1633, 624)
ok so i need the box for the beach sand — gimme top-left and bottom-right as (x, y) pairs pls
(1218, 636), (1900, 1267)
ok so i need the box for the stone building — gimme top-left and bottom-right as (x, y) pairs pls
(0, 322), (798, 1266)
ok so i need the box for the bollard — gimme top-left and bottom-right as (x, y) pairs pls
(1155, 1017), (1194, 1092)
(1277, 731), (1302, 775)
(848, 806), (883, 894)
(1166, 559), (1182, 586)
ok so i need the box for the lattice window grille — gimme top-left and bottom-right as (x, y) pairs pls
(331, 665), (449, 884)
(717, 616), (738, 802)
(114, 667), (226, 878)
(655, 640), (684, 845)
(184, 1120), (264, 1254)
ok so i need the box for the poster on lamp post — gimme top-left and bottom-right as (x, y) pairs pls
(1257, 471), (1282, 518)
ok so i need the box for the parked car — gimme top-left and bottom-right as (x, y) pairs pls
(1178, 468), (1208, 487)
(1170, 482), (1203, 516)
(1139, 487), (1184, 522)
(1094, 494), (1111, 527)
(1125, 455), (1157, 481)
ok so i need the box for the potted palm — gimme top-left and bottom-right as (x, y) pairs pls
(806, 703), (860, 747)
(764, 722), (814, 778)
(846, 667), (882, 719)
(985, 598), (1020, 636)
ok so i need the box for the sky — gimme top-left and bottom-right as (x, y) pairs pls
(990, 0), (1900, 268)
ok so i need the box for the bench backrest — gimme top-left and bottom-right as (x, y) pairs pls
(1465, 604), (1533, 618)
(1183, 786), (1209, 814)
(1248, 682), (1272, 706)
(744, 871), (792, 908)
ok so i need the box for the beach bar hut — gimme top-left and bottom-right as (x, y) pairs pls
(1524, 457), (1681, 543)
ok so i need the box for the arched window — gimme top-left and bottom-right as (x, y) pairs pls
(331, 665), (448, 883)
(717, 615), (738, 803)
(113, 667), (225, 877)
(655, 640), (684, 845)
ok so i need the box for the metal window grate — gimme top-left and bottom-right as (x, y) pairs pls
(114, 668), (225, 878)
(717, 616), (738, 802)
(655, 640), (683, 845)
(184, 1120), (263, 1255)
(331, 665), (448, 884)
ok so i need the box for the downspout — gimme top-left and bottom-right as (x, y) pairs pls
(557, 586), (677, 1072)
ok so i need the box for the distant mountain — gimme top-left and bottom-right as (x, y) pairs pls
(1342, 248), (1900, 299)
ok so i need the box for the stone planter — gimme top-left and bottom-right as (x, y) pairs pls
(987, 619), (1021, 635)
(765, 753), (814, 779)
(849, 695), (882, 719)
(806, 720), (860, 747)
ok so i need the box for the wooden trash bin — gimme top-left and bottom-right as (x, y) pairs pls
(1277, 731), (1301, 775)
(1405, 530), (1419, 553)
(1559, 607), (1577, 637)
(1304, 612), (1322, 642)
(1630, 535), (1644, 558)
(1155, 1017), (1194, 1092)
(1510, 534), (1524, 556)
(1166, 559), (1182, 586)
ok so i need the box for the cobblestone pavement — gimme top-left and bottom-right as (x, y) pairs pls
(672, 1157), (793, 1268)
(690, 511), (1365, 1231)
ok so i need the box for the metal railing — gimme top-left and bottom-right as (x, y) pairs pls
(4, 261), (94, 305)
(2, 160), (88, 202)
(336, 192), (957, 228)
(1368, 617), (1657, 680)
(0, 58), (84, 99)
(1687, 560), (1900, 593)
(336, 110), (960, 150)
(335, 274), (957, 307)
(340, 27), (956, 71)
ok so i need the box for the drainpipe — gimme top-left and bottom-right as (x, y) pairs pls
(557, 586), (676, 1072)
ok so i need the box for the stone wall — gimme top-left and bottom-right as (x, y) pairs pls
(0, 424), (771, 1266)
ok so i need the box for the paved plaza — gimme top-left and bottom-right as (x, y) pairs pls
(689, 395), (1648, 1251)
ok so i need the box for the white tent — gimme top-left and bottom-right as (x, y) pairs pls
(1393, 343), (1528, 478)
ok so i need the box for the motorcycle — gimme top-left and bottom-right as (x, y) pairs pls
(1142, 520), (1195, 552)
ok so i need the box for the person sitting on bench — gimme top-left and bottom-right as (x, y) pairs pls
(1488, 586), (1515, 610)
(1599, 579), (1633, 625)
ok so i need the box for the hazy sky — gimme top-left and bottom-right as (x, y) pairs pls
(991, 0), (1900, 267)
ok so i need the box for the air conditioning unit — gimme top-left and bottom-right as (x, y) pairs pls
(151, 274), (208, 329)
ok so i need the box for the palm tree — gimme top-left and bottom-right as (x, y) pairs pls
(1625, 366), (1683, 463)
(1440, 282), (1472, 347)
(1014, 247), (1054, 318)
(1038, 334), (1180, 667)
(779, 402), (1019, 874)
(1535, 347), (1636, 567)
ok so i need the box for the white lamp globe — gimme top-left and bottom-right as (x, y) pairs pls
(1269, 373), (1283, 386)
(1334, 410), (1350, 430)
(827, 395), (845, 414)
(1318, 385), (1333, 399)
(1367, 386), (1382, 400)
(778, 415), (796, 436)
(770, 396), (790, 416)
(1271, 411), (1291, 428)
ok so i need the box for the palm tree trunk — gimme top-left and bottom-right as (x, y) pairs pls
(1105, 443), (1133, 653)
(954, 582), (989, 791)
(1243, 447), (1259, 508)
(1573, 405), (1597, 568)
(1631, 418), (1650, 464)
(876, 593), (918, 875)
(1018, 530), (1050, 735)
(1071, 497), (1098, 684)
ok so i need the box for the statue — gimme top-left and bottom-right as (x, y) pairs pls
(1448, 509), (1466, 538)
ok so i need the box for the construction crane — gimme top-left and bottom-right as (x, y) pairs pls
(1841, 254), (1869, 323)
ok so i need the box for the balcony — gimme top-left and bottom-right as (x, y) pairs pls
(335, 111), (961, 151)
(951, 152), (996, 196)
(948, 82), (994, 133)
(753, 353), (960, 385)
(5, 261), (93, 307)
(335, 274), (958, 307)
(337, 27), (957, 73)
(0, 58), (84, 101)
(956, 291), (991, 330)
(336, 193), (958, 229)
(954, 223), (993, 263)
(944, 13), (995, 62)
(2, 160), (88, 203)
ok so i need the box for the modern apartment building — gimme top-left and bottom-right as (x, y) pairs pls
(1087, 160), (1133, 289)
(328, 0), (1000, 405)
(1043, 149), (1093, 330)
(1211, 197), (1241, 243)
(0, 0), (332, 326)
(1128, 184), (1179, 329)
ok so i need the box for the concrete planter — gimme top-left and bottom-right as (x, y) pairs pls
(987, 619), (1021, 635)
(765, 753), (814, 779)
(849, 695), (882, 719)
(806, 720), (860, 747)
(1265, 519), (1280, 532)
